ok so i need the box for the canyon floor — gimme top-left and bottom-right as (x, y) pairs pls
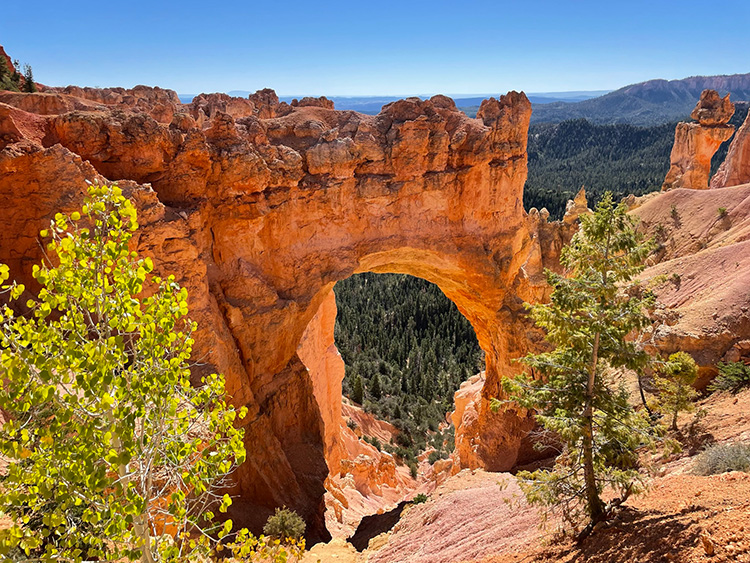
(304, 387), (750, 563)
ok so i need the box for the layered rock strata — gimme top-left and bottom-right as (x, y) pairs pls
(0, 85), (566, 539)
(662, 89), (735, 191)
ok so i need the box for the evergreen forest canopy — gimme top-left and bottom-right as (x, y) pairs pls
(524, 103), (748, 219)
(334, 273), (483, 462)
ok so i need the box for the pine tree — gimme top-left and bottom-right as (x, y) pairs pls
(351, 374), (364, 404)
(11, 59), (21, 88)
(496, 192), (656, 536)
(22, 63), (37, 93)
(0, 56), (19, 92)
(370, 372), (382, 400)
(653, 351), (698, 431)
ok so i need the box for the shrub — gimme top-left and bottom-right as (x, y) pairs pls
(409, 462), (418, 479)
(412, 493), (428, 504)
(709, 362), (750, 394)
(693, 443), (750, 475)
(263, 508), (306, 542)
(653, 351), (699, 431)
(428, 450), (448, 464)
(346, 418), (358, 431)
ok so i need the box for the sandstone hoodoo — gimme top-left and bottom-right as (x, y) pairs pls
(662, 89), (735, 191)
(0, 83), (573, 539)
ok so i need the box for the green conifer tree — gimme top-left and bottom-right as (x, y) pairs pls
(496, 192), (656, 536)
(370, 372), (382, 400)
(0, 56), (19, 91)
(11, 59), (21, 89)
(653, 351), (699, 431)
(22, 63), (37, 93)
(351, 374), (364, 404)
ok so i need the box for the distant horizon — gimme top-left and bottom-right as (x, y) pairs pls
(176, 89), (612, 100)
(3, 0), (749, 96)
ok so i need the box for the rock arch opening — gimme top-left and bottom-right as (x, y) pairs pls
(307, 270), (484, 535)
(292, 242), (549, 538)
(334, 272), (483, 427)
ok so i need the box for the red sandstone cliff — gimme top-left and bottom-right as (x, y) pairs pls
(4, 64), (750, 542)
(0, 79), (561, 539)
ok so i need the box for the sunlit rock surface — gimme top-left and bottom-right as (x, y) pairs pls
(662, 89), (734, 191)
(0, 83), (568, 540)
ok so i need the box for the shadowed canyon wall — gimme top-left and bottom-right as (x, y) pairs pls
(0, 85), (576, 539)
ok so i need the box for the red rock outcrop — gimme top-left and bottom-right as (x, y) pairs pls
(711, 109), (750, 189)
(45, 85), (181, 123)
(690, 89), (735, 126)
(0, 84), (565, 539)
(297, 291), (347, 475)
(0, 46), (13, 75)
(662, 90), (735, 191)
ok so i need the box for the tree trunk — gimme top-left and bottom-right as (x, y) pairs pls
(637, 374), (653, 417)
(583, 331), (605, 525)
(107, 410), (155, 563)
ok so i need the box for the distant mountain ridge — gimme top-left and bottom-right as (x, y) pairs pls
(530, 73), (750, 125)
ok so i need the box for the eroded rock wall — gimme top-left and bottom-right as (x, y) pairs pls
(633, 184), (750, 384)
(0, 85), (561, 539)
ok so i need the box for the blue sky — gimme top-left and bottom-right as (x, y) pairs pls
(2, 0), (749, 96)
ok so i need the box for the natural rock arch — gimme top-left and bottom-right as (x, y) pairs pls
(0, 87), (574, 539)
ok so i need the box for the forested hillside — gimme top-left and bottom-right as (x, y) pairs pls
(334, 273), (483, 461)
(530, 73), (750, 125)
(524, 119), (674, 219)
(524, 103), (748, 219)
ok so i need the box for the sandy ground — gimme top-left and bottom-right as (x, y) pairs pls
(468, 388), (750, 563)
(302, 388), (750, 563)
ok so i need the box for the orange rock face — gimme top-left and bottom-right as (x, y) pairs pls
(0, 82), (571, 539)
(711, 109), (750, 189)
(662, 90), (735, 191)
(690, 89), (735, 126)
